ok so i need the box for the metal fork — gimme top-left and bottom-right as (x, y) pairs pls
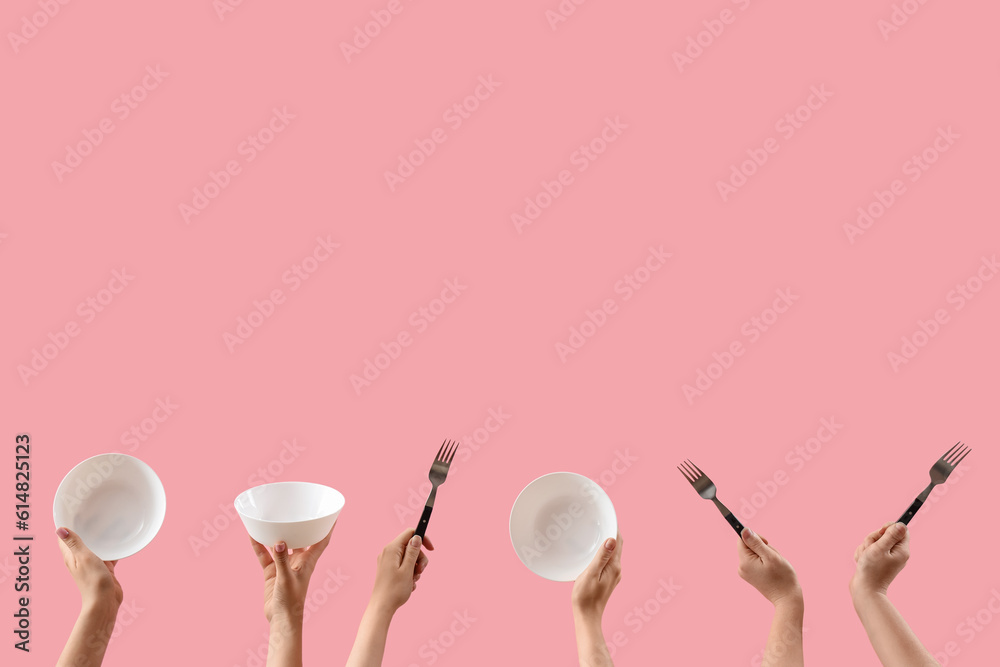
(898, 441), (971, 525)
(678, 459), (745, 536)
(414, 440), (459, 539)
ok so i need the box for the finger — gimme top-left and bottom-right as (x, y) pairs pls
(402, 534), (422, 572)
(421, 535), (435, 551)
(584, 537), (617, 578)
(272, 542), (290, 577)
(306, 524), (336, 563)
(394, 529), (416, 551)
(416, 551), (429, 575)
(250, 537), (274, 570)
(610, 532), (623, 569)
(740, 528), (769, 559)
(56, 527), (86, 564)
(875, 522), (907, 552)
(862, 528), (883, 550)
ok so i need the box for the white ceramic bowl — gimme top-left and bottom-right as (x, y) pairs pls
(235, 482), (344, 549)
(509, 471), (617, 582)
(53, 454), (167, 561)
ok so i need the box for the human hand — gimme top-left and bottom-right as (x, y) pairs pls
(572, 533), (623, 620)
(851, 522), (909, 598)
(738, 528), (802, 607)
(250, 525), (335, 624)
(370, 529), (434, 614)
(56, 527), (123, 613)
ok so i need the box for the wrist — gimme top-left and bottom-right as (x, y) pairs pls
(269, 609), (305, 629)
(773, 592), (804, 614)
(81, 597), (120, 621)
(850, 584), (888, 606)
(572, 604), (604, 627)
(367, 597), (399, 622)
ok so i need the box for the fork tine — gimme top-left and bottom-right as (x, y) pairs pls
(679, 461), (693, 480)
(688, 459), (705, 477)
(435, 440), (447, 461)
(945, 443), (966, 465)
(444, 440), (459, 463)
(951, 446), (971, 467)
(940, 441), (961, 462)
(677, 465), (691, 482)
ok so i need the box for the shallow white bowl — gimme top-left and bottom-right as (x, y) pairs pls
(53, 454), (166, 561)
(235, 482), (344, 549)
(509, 471), (617, 582)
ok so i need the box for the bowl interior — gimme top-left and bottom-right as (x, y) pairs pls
(53, 454), (166, 561)
(509, 472), (617, 581)
(236, 482), (344, 523)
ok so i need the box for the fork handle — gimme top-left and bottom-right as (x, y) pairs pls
(415, 505), (433, 539)
(725, 513), (744, 536)
(898, 498), (923, 525)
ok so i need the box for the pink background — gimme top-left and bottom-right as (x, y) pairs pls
(3, 1), (998, 665)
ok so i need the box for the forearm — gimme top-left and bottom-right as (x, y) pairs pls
(56, 601), (120, 667)
(573, 609), (613, 667)
(346, 602), (395, 667)
(852, 590), (939, 667)
(762, 595), (804, 667)
(266, 614), (304, 667)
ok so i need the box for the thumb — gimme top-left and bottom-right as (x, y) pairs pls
(56, 527), (83, 559)
(740, 527), (768, 558)
(402, 535), (422, 572)
(587, 537), (617, 575)
(875, 522), (907, 550)
(272, 542), (290, 576)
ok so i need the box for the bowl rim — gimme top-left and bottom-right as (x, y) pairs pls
(508, 471), (618, 581)
(51, 452), (167, 560)
(234, 481), (346, 524)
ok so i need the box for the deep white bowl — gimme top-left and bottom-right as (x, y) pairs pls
(509, 472), (617, 582)
(53, 453), (167, 561)
(235, 482), (344, 549)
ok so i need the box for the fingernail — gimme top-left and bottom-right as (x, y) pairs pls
(604, 538), (615, 550)
(56, 527), (69, 539)
(410, 535), (421, 547)
(895, 522), (906, 531)
(748, 528), (757, 538)
(275, 542), (286, 553)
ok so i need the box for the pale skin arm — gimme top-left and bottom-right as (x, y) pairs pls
(345, 529), (432, 667)
(738, 528), (805, 667)
(571, 533), (623, 667)
(55, 528), (123, 667)
(249, 525), (335, 667)
(850, 522), (939, 667)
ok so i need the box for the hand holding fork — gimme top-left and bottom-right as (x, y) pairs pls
(415, 440), (459, 540)
(897, 441), (970, 525)
(678, 459), (745, 535)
